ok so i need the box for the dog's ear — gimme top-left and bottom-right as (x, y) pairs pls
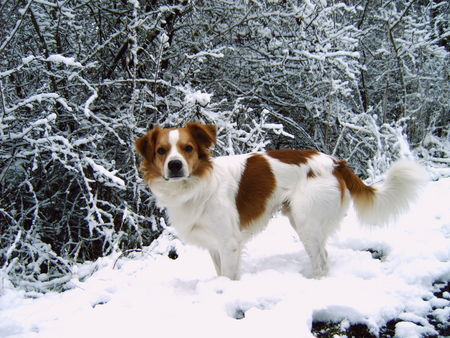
(186, 123), (217, 149)
(135, 126), (160, 160)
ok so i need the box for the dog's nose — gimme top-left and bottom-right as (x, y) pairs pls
(167, 159), (184, 178)
(168, 160), (183, 172)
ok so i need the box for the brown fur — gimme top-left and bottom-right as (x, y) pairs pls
(333, 160), (375, 207)
(266, 149), (319, 165)
(135, 126), (164, 182)
(185, 123), (216, 177)
(307, 169), (317, 178)
(236, 154), (276, 228)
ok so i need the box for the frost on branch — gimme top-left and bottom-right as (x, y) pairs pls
(184, 89), (212, 107)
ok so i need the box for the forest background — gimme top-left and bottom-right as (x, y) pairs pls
(0, 0), (448, 292)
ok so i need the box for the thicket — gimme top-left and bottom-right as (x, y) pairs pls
(0, 0), (448, 292)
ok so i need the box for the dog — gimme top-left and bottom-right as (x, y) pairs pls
(135, 122), (426, 280)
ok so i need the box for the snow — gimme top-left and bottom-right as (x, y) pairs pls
(85, 158), (125, 188)
(262, 122), (295, 138)
(6, 94), (60, 114)
(127, 0), (139, 8)
(186, 49), (225, 60)
(21, 55), (34, 64)
(9, 113), (57, 140)
(46, 55), (82, 68)
(395, 321), (436, 337)
(184, 90), (212, 107)
(83, 90), (98, 118)
(1, 178), (449, 338)
(298, 50), (360, 61)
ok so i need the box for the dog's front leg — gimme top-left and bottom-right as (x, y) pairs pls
(218, 240), (241, 280)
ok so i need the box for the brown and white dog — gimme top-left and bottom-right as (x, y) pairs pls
(135, 123), (426, 280)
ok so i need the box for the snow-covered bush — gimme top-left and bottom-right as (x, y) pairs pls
(0, 0), (286, 292)
(0, 56), (159, 292)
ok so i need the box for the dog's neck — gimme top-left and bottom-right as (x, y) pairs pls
(150, 169), (215, 209)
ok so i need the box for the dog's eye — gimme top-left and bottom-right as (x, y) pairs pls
(184, 145), (193, 153)
(157, 147), (166, 155)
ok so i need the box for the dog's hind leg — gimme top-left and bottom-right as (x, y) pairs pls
(286, 176), (348, 278)
(288, 213), (330, 278)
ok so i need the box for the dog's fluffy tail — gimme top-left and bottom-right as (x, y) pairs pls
(335, 159), (428, 226)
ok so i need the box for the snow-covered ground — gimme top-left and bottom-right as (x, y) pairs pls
(1, 178), (449, 338)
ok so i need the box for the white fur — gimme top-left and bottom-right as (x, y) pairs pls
(152, 154), (248, 280)
(164, 130), (189, 179)
(355, 159), (428, 226)
(149, 153), (426, 280)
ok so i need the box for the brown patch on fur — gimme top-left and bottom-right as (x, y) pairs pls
(333, 169), (347, 203)
(175, 128), (206, 177)
(135, 126), (167, 182)
(185, 123), (216, 178)
(135, 126), (160, 161)
(266, 149), (318, 165)
(307, 169), (316, 178)
(333, 160), (375, 206)
(186, 123), (216, 151)
(236, 154), (276, 228)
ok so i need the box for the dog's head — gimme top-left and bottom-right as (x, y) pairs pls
(135, 123), (216, 183)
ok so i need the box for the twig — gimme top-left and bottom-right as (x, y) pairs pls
(112, 249), (144, 269)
